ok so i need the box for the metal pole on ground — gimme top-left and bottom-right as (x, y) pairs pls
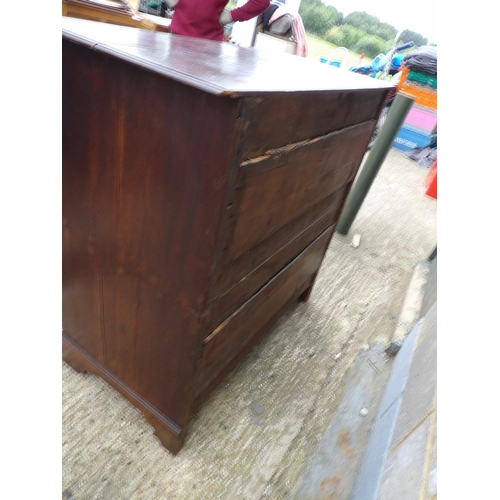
(335, 92), (415, 236)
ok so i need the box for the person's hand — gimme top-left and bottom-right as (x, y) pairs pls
(165, 0), (178, 7)
(219, 9), (233, 26)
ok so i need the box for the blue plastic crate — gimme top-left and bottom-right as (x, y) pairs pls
(393, 125), (432, 152)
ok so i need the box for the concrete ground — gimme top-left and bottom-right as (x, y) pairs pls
(351, 277), (437, 500)
(62, 148), (437, 500)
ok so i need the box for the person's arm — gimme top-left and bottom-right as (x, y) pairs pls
(220, 0), (270, 25)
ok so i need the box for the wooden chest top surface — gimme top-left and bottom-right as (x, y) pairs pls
(62, 17), (393, 96)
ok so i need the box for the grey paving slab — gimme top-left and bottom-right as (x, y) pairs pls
(391, 304), (437, 449)
(350, 297), (437, 500)
(378, 417), (431, 500)
(349, 320), (421, 500)
(420, 256), (437, 318)
(290, 343), (393, 500)
(427, 416), (437, 499)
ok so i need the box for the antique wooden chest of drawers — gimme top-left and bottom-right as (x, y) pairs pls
(62, 17), (392, 454)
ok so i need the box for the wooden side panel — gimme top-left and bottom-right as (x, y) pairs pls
(62, 40), (241, 313)
(133, 281), (203, 423)
(239, 90), (389, 160)
(62, 40), (242, 452)
(62, 228), (105, 363)
(100, 257), (140, 385)
(195, 226), (334, 404)
(63, 231), (203, 431)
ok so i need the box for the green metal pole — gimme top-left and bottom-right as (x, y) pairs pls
(336, 92), (415, 236)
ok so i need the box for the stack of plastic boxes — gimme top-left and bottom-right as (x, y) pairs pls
(392, 49), (437, 152)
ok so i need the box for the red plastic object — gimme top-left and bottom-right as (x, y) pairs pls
(425, 159), (437, 199)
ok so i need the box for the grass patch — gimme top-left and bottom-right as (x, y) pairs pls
(305, 33), (372, 69)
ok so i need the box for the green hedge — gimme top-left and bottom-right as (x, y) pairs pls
(353, 35), (391, 58)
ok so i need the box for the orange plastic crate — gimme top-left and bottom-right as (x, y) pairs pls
(399, 82), (437, 110)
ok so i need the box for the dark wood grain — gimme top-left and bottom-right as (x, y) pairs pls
(196, 227), (334, 401)
(62, 19), (391, 454)
(238, 90), (388, 159)
(207, 186), (350, 332)
(63, 35), (241, 451)
(61, 17), (393, 97)
(62, 229), (105, 364)
(63, 40), (242, 313)
(219, 121), (374, 266)
(63, 332), (188, 453)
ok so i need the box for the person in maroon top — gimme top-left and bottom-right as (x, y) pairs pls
(167, 0), (270, 41)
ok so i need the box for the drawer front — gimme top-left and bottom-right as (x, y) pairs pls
(209, 120), (373, 306)
(196, 226), (333, 400)
(222, 121), (373, 264)
(207, 191), (346, 332)
(239, 90), (388, 160)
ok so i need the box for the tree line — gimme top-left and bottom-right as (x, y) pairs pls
(298, 0), (430, 58)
